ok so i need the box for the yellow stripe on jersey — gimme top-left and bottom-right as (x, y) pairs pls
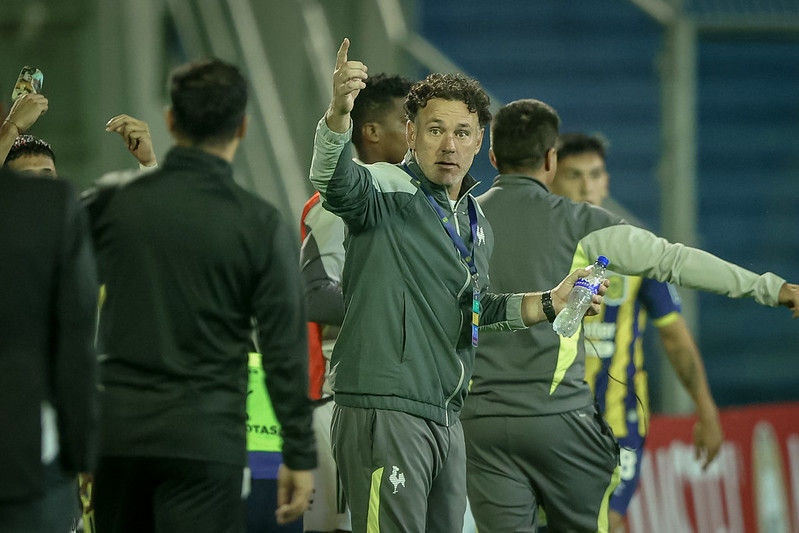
(78, 473), (95, 533)
(584, 354), (603, 394)
(604, 276), (643, 438)
(553, 334), (580, 395)
(633, 296), (650, 436)
(584, 274), (654, 439)
(583, 295), (608, 394)
(634, 366), (650, 436)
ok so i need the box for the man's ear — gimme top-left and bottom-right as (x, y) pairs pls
(236, 115), (248, 139)
(488, 148), (499, 170)
(165, 107), (176, 133)
(362, 122), (380, 143)
(406, 120), (416, 149)
(544, 147), (557, 172)
(474, 127), (485, 155)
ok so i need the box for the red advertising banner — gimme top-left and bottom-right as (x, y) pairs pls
(627, 402), (799, 533)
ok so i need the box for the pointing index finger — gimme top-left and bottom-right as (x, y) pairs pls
(335, 38), (350, 69)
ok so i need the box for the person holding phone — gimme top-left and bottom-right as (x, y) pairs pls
(1, 92), (48, 165)
(2, 66), (48, 164)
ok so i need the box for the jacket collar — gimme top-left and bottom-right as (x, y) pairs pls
(494, 173), (549, 193)
(404, 153), (481, 203)
(162, 146), (234, 179)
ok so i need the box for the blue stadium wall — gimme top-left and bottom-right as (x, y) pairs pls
(417, 0), (799, 408)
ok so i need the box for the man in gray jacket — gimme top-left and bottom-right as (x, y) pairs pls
(308, 39), (603, 533)
(464, 98), (799, 533)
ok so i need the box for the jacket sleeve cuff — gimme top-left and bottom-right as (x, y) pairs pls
(760, 272), (788, 307)
(280, 430), (318, 471)
(317, 117), (352, 146)
(505, 293), (527, 329)
(310, 118), (354, 195)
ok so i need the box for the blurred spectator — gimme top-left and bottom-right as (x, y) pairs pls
(82, 59), (315, 532)
(552, 132), (723, 532)
(1, 92), (48, 164)
(4, 134), (57, 176)
(0, 165), (98, 533)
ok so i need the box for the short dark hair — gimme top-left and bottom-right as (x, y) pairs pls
(556, 132), (609, 163)
(169, 59), (248, 144)
(405, 73), (491, 128)
(5, 134), (56, 164)
(490, 99), (560, 173)
(350, 73), (413, 149)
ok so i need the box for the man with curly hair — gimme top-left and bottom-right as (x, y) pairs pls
(308, 39), (604, 532)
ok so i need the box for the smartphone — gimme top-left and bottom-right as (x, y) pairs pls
(11, 66), (44, 101)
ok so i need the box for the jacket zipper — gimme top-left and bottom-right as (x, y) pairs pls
(452, 184), (481, 301)
(425, 181), (480, 426)
(443, 357), (465, 426)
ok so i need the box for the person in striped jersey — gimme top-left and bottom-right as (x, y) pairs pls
(551, 132), (724, 533)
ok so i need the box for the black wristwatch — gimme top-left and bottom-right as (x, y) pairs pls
(541, 291), (557, 323)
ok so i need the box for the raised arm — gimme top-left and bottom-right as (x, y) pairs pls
(105, 114), (158, 168)
(581, 224), (790, 309)
(324, 38), (367, 133)
(1, 93), (48, 164)
(310, 38), (402, 232)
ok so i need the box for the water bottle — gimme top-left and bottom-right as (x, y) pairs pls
(552, 256), (610, 338)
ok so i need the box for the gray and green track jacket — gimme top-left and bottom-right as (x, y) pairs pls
(464, 175), (786, 419)
(309, 119), (526, 426)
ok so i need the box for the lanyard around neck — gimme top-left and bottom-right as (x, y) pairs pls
(402, 163), (481, 346)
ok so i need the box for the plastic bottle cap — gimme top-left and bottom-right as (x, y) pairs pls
(597, 256), (610, 268)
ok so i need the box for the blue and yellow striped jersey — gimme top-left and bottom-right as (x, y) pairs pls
(583, 272), (681, 439)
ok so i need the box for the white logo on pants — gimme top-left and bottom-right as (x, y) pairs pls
(389, 466), (405, 494)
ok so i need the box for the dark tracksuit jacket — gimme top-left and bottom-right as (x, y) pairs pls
(309, 119), (527, 427)
(1, 173), (98, 502)
(82, 146), (315, 471)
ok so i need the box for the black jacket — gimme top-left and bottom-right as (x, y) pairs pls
(82, 146), (315, 470)
(0, 169), (98, 501)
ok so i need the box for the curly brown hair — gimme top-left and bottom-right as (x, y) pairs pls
(404, 73), (491, 127)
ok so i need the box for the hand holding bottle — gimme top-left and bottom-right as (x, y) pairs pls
(552, 256), (610, 337)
